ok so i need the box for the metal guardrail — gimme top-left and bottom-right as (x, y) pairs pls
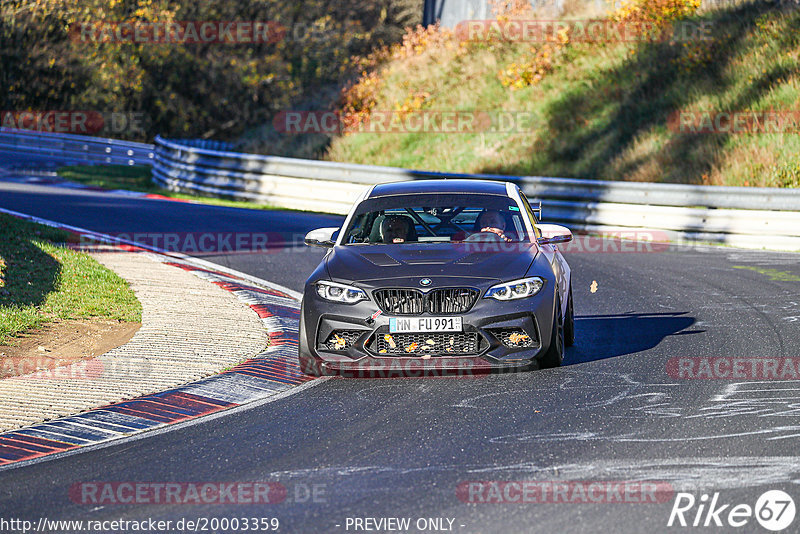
(167, 138), (234, 152)
(0, 128), (155, 167)
(1, 129), (797, 251)
(153, 135), (800, 251)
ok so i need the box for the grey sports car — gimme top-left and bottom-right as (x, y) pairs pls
(299, 179), (574, 377)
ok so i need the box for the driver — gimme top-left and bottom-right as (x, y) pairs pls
(381, 215), (411, 243)
(477, 210), (512, 242)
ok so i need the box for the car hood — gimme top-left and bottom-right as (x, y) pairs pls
(325, 243), (538, 284)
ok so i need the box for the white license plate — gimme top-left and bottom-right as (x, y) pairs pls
(389, 317), (463, 333)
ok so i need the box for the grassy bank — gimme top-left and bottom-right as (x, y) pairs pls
(284, 0), (800, 188)
(0, 213), (141, 345)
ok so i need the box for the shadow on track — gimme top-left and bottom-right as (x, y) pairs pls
(565, 311), (699, 365)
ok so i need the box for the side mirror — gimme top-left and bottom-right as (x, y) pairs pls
(304, 227), (339, 248)
(537, 224), (573, 246)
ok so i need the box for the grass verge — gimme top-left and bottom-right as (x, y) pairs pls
(0, 213), (142, 345)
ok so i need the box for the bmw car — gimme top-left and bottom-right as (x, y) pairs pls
(298, 179), (574, 376)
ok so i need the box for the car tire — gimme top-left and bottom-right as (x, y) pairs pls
(539, 294), (564, 369)
(564, 283), (575, 347)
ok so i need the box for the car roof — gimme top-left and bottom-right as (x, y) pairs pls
(368, 179), (511, 198)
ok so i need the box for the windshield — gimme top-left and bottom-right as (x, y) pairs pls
(342, 193), (532, 245)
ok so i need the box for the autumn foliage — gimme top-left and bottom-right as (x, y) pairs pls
(0, 0), (421, 141)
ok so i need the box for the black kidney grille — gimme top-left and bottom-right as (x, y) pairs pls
(374, 289), (425, 315)
(374, 288), (478, 315)
(427, 288), (478, 314)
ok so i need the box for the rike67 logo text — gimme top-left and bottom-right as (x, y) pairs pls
(668, 490), (795, 531)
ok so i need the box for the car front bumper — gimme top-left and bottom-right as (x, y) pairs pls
(299, 282), (558, 376)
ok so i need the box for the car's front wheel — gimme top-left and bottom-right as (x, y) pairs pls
(564, 283), (575, 347)
(539, 294), (564, 369)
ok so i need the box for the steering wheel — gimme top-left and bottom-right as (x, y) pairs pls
(464, 231), (505, 243)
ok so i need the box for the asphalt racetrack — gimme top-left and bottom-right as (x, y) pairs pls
(1, 178), (800, 533)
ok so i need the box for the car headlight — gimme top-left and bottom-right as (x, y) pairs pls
(315, 280), (367, 304)
(484, 277), (544, 301)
